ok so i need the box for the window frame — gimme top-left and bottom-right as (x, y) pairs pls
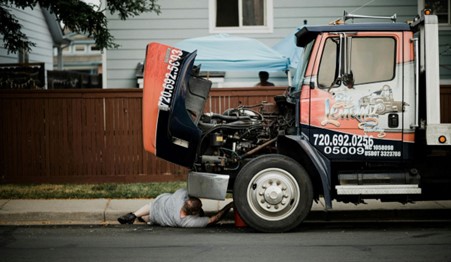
(90, 45), (101, 53)
(293, 40), (315, 92)
(424, 0), (451, 26)
(317, 36), (397, 90)
(74, 44), (87, 53)
(208, 0), (274, 34)
(317, 37), (340, 89)
(349, 37), (396, 86)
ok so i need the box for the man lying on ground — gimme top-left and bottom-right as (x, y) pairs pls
(118, 188), (233, 227)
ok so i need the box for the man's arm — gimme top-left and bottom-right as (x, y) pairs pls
(208, 202), (234, 224)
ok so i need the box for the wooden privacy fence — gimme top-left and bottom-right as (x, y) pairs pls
(0, 87), (286, 184)
(1, 86), (450, 184)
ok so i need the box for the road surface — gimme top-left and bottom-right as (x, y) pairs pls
(1, 220), (450, 262)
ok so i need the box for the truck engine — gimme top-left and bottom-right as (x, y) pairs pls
(194, 96), (295, 177)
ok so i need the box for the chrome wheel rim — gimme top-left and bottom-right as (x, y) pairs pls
(247, 168), (300, 221)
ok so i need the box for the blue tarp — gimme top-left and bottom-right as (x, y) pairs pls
(175, 34), (289, 72)
(273, 30), (303, 69)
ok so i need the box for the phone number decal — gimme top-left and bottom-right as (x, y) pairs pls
(158, 48), (183, 111)
(312, 133), (401, 157)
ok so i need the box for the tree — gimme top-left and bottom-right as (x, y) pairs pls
(0, 0), (161, 54)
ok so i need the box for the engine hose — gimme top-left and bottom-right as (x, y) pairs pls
(240, 137), (278, 158)
(209, 113), (251, 121)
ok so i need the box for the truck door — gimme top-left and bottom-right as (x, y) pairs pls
(308, 32), (413, 161)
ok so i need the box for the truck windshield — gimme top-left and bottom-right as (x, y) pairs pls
(292, 40), (315, 93)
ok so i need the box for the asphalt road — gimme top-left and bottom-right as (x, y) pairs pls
(1, 221), (451, 262)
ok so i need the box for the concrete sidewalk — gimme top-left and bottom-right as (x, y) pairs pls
(1, 198), (451, 225)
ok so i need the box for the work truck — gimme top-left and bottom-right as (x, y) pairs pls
(142, 11), (451, 232)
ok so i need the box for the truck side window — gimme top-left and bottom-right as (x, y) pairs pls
(351, 37), (395, 85)
(317, 37), (395, 89)
(317, 38), (338, 89)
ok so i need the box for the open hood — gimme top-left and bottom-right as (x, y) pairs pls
(142, 43), (212, 167)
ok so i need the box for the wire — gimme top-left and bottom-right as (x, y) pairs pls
(350, 0), (376, 14)
(330, 0), (376, 23)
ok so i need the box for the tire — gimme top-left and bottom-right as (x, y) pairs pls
(233, 154), (313, 233)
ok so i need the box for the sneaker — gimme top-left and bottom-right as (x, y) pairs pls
(117, 212), (136, 224)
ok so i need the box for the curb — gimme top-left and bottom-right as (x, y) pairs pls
(1, 199), (451, 226)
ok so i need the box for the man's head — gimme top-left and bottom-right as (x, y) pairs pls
(182, 197), (203, 216)
(259, 71), (269, 81)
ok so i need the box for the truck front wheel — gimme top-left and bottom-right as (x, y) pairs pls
(233, 154), (313, 232)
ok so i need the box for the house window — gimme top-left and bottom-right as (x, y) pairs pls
(209, 0), (273, 33)
(425, 0), (450, 24)
(74, 45), (86, 53)
(90, 45), (101, 52)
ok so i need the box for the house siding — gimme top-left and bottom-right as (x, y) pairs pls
(106, 0), (417, 88)
(0, 5), (53, 76)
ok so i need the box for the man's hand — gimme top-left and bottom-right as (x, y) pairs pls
(208, 202), (234, 224)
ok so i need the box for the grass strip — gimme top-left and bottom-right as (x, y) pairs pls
(0, 182), (187, 199)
